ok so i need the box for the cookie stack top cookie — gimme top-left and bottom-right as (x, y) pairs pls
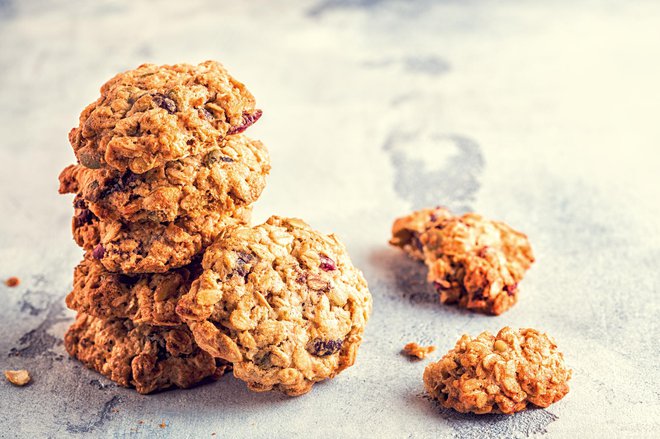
(59, 61), (270, 274)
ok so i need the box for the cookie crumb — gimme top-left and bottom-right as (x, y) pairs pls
(4, 369), (30, 386)
(402, 343), (436, 360)
(160, 421), (168, 428)
(5, 277), (20, 287)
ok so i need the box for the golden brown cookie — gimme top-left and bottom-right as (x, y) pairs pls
(423, 327), (571, 414)
(66, 255), (201, 325)
(59, 135), (270, 223)
(69, 61), (261, 174)
(64, 313), (228, 394)
(71, 197), (251, 274)
(391, 208), (534, 315)
(176, 216), (372, 396)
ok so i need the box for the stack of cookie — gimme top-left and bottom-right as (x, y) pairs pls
(59, 61), (373, 396)
(58, 61), (270, 393)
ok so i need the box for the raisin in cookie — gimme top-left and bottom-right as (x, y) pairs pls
(59, 135), (270, 223)
(65, 313), (227, 394)
(66, 255), (201, 325)
(176, 216), (372, 396)
(72, 197), (251, 274)
(69, 61), (261, 174)
(424, 327), (571, 414)
(391, 208), (534, 315)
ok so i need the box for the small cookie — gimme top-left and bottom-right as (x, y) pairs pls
(59, 135), (270, 223)
(69, 61), (261, 174)
(66, 255), (201, 325)
(423, 327), (571, 414)
(65, 313), (228, 394)
(391, 208), (534, 315)
(176, 216), (372, 396)
(72, 197), (251, 274)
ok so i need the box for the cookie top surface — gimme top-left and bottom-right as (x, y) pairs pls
(391, 208), (534, 315)
(69, 61), (261, 173)
(66, 255), (201, 325)
(65, 313), (226, 394)
(59, 135), (270, 222)
(423, 327), (571, 414)
(71, 197), (251, 274)
(176, 216), (372, 395)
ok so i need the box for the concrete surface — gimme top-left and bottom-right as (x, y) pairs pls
(1, 1), (659, 438)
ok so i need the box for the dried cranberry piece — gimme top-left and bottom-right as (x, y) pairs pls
(227, 109), (262, 135)
(92, 244), (105, 260)
(319, 255), (336, 271)
(308, 338), (343, 356)
(152, 93), (177, 114)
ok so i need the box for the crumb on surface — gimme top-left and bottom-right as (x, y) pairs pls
(160, 421), (168, 428)
(5, 369), (30, 386)
(5, 277), (20, 287)
(402, 342), (436, 360)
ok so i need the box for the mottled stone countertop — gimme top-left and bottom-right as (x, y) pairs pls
(1, 1), (659, 438)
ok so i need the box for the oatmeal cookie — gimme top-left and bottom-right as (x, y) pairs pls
(391, 208), (534, 315)
(65, 313), (227, 394)
(176, 216), (372, 396)
(59, 135), (270, 223)
(423, 327), (571, 414)
(66, 255), (201, 325)
(69, 61), (261, 174)
(71, 197), (251, 274)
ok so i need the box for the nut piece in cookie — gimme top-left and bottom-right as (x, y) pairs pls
(176, 216), (373, 396)
(5, 370), (30, 386)
(59, 135), (270, 223)
(64, 313), (228, 394)
(390, 208), (534, 315)
(424, 327), (571, 414)
(71, 196), (251, 274)
(69, 60), (261, 173)
(402, 342), (436, 360)
(66, 255), (202, 325)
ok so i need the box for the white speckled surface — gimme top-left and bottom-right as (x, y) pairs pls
(1, 1), (659, 438)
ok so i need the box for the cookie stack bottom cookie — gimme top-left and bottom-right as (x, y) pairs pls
(65, 313), (229, 394)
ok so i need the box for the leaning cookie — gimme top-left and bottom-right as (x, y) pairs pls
(176, 216), (373, 396)
(71, 197), (251, 274)
(66, 255), (201, 325)
(59, 135), (270, 223)
(423, 327), (571, 414)
(64, 313), (228, 394)
(69, 60), (262, 174)
(391, 208), (534, 315)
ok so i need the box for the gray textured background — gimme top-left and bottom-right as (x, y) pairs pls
(1, 1), (659, 438)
